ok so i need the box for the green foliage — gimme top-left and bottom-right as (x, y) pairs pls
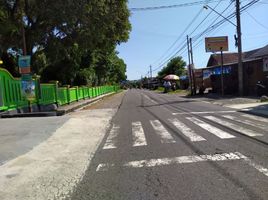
(0, 0), (130, 85)
(158, 56), (187, 78)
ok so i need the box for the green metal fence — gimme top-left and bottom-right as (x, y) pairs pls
(0, 67), (120, 111)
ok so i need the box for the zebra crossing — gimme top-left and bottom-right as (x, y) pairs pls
(150, 120), (176, 143)
(98, 114), (268, 177)
(168, 118), (206, 142)
(103, 114), (266, 149)
(132, 121), (147, 147)
(205, 116), (263, 137)
(186, 117), (235, 139)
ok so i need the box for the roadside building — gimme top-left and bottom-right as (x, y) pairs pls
(194, 44), (268, 96)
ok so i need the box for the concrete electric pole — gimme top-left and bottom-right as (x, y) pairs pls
(236, 0), (243, 96)
(187, 35), (193, 95)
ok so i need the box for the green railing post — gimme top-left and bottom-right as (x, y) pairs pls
(89, 87), (91, 98)
(82, 86), (85, 100)
(0, 74), (5, 109)
(67, 85), (71, 104)
(55, 81), (59, 104)
(33, 75), (41, 108)
(75, 86), (79, 101)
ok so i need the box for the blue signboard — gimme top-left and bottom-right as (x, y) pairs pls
(18, 56), (31, 67)
(18, 56), (31, 74)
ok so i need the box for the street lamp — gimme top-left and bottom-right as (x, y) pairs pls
(204, 1), (243, 96)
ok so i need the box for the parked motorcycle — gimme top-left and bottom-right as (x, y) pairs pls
(256, 81), (267, 96)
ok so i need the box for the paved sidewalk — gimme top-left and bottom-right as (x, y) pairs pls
(182, 93), (268, 118)
(224, 102), (268, 118)
(0, 92), (117, 118)
(0, 91), (125, 200)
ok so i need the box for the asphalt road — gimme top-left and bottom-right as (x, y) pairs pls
(69, 89), (268, 200)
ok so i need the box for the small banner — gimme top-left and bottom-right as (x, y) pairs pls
(21, 74), (36, 101)
(18, 56), (31, 74)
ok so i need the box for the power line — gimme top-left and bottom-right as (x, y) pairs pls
(151, 1), (228, 73)
(188, 0), (260, 59)
(130, 0), (224, 11)
(188, 1), (222, 36)
(152, 1), (232, 73)
(246, 10), (268, 30)
(153, 0), (260, 73)
(192, 0), (259, 41)
(152, 8), (203, 66)
(152, 1), (222, 70)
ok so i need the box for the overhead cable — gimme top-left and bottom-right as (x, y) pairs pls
(130, 0), (224, 11)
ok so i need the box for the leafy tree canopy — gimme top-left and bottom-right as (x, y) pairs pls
(157, 56), (187, 78)
(0, 0), (131, 85)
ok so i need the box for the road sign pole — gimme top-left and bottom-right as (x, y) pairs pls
(220, 49), (224, 96)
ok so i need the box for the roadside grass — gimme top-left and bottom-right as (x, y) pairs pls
(155, 87), (189, 95)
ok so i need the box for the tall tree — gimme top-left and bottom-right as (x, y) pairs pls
(158, 56), (186, 78)
(0, 0), (131, 84)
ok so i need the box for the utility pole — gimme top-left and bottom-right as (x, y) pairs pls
(149, 65), (152, 89)
(236, 0), (243, 96)
(187, 35), (193, 95)
(150, 65), (152, 79)
(190, 38), (196, 95)
(147, 71), (150, 89)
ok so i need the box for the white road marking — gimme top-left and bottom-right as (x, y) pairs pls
(96, 152), (241, 171)
(204, 116), (263, 137)
(222, 115), (267, 130)
(187, 117), (235, 139)
(132, 122), (147, 147)
(169, 118), (206, 142)
(235, 152), (268, 177)
(96, 163), (114, 172)
(172, 110), (236, 115)
(242, 114), (268, 124)
(143, 94), (158, 104)
(96, 152), (268, 177)
(103, 124), (120, 149)
(150, 120), (176, 143)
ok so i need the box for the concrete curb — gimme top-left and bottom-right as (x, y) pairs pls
(240, 110), (268, 118)
(1, 112), (57, 118)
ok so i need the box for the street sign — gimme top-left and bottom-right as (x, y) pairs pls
(18, 55), (31, 74)
(205, 36), (229, 52)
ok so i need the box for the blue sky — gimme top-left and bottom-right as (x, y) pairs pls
(116, 0), (268, 80)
